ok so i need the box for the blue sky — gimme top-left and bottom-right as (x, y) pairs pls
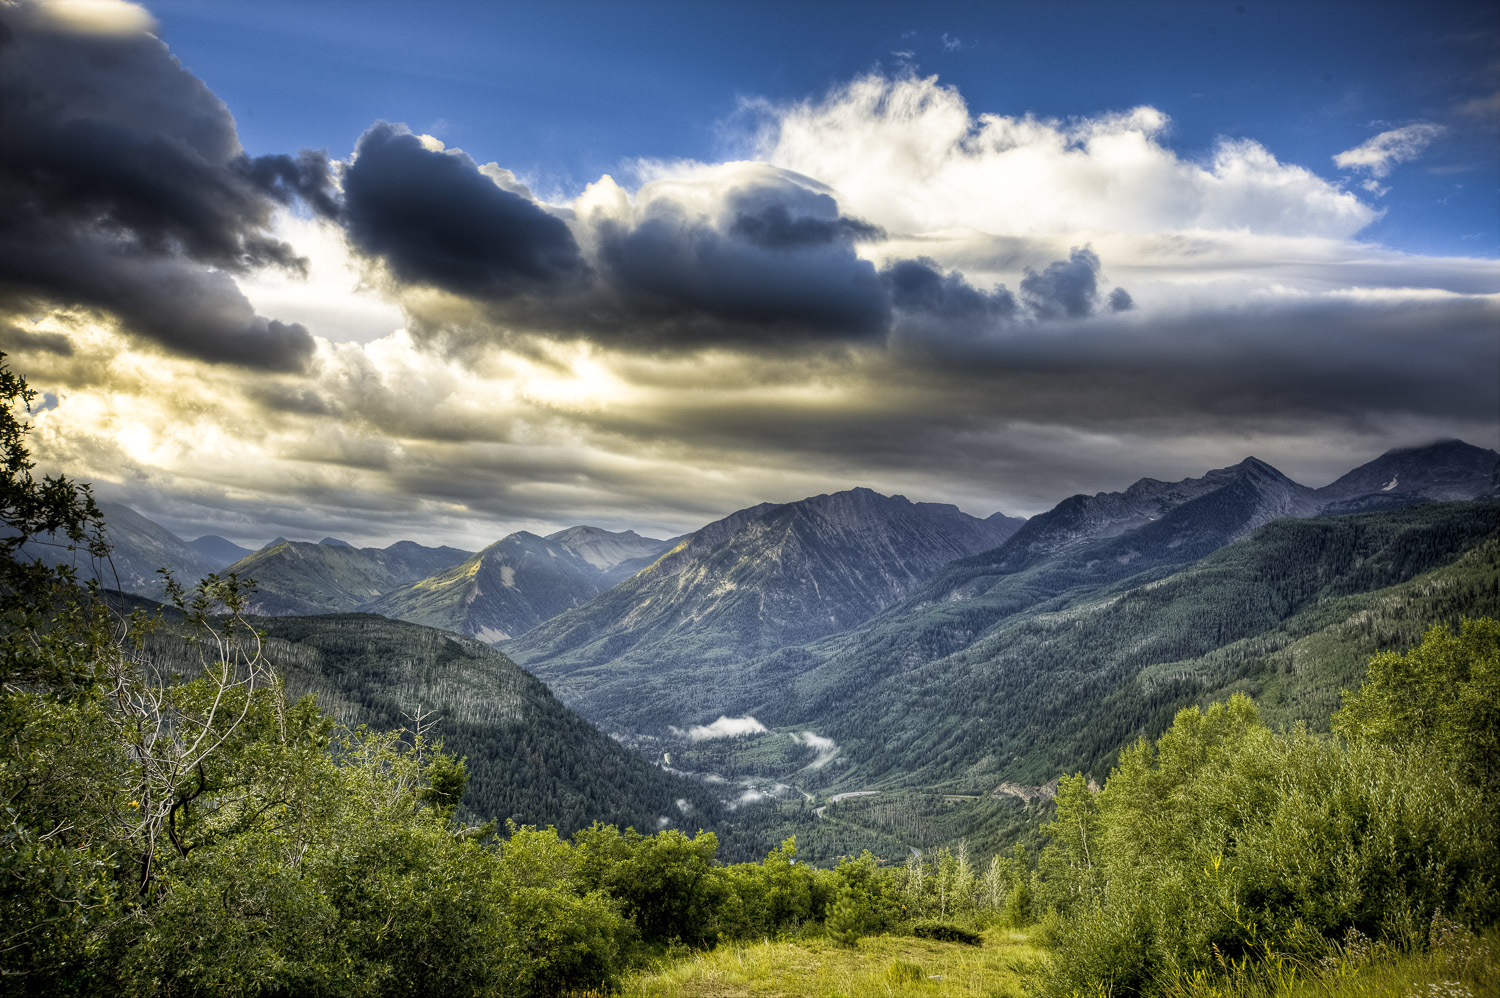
(151, 0), (1498, 257)
(2, 0), (1497, 546)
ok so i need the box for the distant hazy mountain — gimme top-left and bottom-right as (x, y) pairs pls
(227, 540), (472, 616)
(364, 531), (619, 642)
(511, 488), (1024, 724)
(1314, 439), (1499, 514)
(21, 501), (221, 599)
(188, 535), (254, 569)
(546, 525), (675, 585)
(319, 536), (354, 547)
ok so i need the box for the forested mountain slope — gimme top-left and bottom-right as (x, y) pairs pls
(761, 501), (1500, 789)
(511, 488), (1023, 727)
(518, 459), (1317, 732)
(145, 611), (726, 836)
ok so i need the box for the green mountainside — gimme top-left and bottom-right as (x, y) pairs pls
(140, 611), (728, 838)
(637, 501), (1498, 864)
(782, 500), (1500, 791)
(225, 539), (472, 615)
(515, 460), (1320, 732)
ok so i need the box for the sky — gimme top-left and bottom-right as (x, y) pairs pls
(1, 0), (1497, 549)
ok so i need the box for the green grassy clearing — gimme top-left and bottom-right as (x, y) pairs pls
(614, 927), (1045, 998)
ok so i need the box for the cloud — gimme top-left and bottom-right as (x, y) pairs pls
(1106, 287), (1134, 312)
(342, 123), (590, 299)
(671, 715), (769, 741)
(28, 0), (155, 36)
(369, 154), (1110, 353)
(0, 0), (329, 371)
(789, 730), (839, 768)
(1456, 92), (1500, 121)
(754, 74), (1376, 238)
(584, 164), (892, 347)
(4, 40), (1493, 552)
(1334, 123), (1446, 178)
(883, 257), (1017, 338)
(1020, 246), (1104, 319)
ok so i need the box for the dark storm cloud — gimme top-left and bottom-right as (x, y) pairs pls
(1107, 287), (1135, 312)
(0, 228), (315, 371)
(342, 123), (590, 299)
(336, 133), (1125, 351)
(0, 2), (330, 371)
(551, 293), (1498, 495)
(1019, 246), (1103, 319)
(883, 257), (1017, 336)
(0, 325), (74, 357)
(729, 195), (883, 250)
(594, 209), (891, 344)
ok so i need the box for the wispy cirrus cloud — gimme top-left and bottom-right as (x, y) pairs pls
(1333, 123), (1446, 178)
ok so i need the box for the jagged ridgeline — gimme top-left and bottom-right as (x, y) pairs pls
(138, 611), (725, 837)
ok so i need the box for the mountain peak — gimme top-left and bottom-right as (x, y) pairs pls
(1317, 438), (1498, 510)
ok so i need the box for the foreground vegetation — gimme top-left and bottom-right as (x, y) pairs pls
(3, 351), (1497, 996)
(620, 926), (1044, 997)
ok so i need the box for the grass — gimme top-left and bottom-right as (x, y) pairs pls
(614, 926), (1046, 997)
(594, 919), (1499, 998)
(1156, 923), (1500, 998)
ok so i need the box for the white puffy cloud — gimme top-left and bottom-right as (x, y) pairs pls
(29, 0), (155, 35)
(752, 74), (1376, 239)
(1334, 123), (1446, 178)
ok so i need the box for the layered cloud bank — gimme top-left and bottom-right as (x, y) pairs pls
(2, 1), (1496, 546)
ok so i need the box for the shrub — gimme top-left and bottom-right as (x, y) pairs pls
(909, 920), (984, 945)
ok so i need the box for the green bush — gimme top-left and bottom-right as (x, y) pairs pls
(908, 920), (984, 946)
(1035, 619), (1500, 998)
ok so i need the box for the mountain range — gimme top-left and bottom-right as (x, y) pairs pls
(511, 442), (1497, 734)
(77, 439), (1499, 858)
(510, 488), (1025, 726)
